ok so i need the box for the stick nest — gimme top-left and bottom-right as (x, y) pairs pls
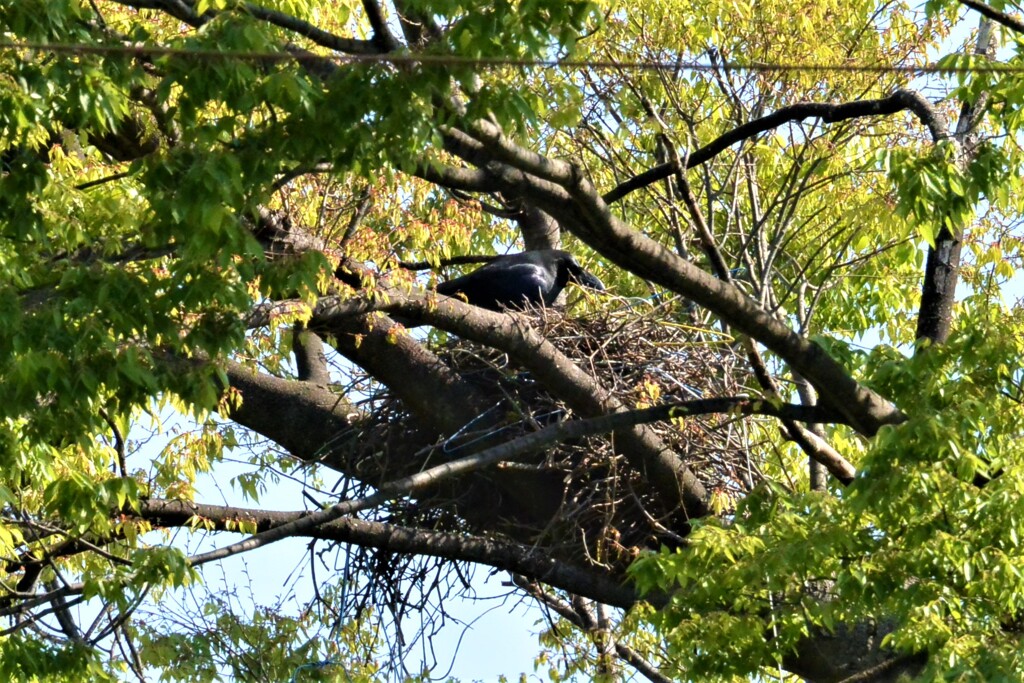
(357, 300), (764, 571)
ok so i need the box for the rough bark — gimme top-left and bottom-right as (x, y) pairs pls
(916, 232), (964, 344)
(224, 361), (362, 469)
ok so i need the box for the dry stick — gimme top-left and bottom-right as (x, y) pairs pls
(187, 395), (837, 567)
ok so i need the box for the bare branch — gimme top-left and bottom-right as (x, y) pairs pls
(604, 89), (948, 204)
(672, 168), (856, 484)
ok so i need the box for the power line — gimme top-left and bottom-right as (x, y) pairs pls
(1, 39), (1022, 75)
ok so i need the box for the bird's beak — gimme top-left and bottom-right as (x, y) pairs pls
(577, 270), (605, 292)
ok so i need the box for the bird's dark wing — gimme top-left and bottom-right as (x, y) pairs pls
(437, 261), (553, 311)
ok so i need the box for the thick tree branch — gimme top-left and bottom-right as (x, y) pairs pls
(455, 119), (577, 186)
(414, 160), (502, 193)
(291, 325), (331, 384)
(139, 499), (644, 609)
(391, 0), (443, 47)
(795, 376), (831, 491)
(253, 207), (333, 256)
(113, 0), (379, 53)
(361, 0), (402, 52)
(516, 205), (562, 251)
(319, 311), (567, 526)
(324, 313), (493, 438)
(222, 361), (362, 468)
(221, 355), (503, 503)
(108, 0), (206, 28)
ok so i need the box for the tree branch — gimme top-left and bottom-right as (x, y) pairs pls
(222, 360), (363, 468)
(413, 160), (502, 193)
(361, 0), (402, 52)
(291, 324), (330, 384)
(242, 3), (380, 54)
(958, 0), (1024, 34)
(397, 254), (497, 270)
(604, 89), (947, 204)
(139, 499), (644, 609)
(672, 167), (856, 484)
(454, 119), (577, 186)
(108, 0), (206, 28)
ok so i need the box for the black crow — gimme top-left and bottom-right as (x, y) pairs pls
(435, 249), (604, 311)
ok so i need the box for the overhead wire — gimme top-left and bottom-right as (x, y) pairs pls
(0, 39), (1021, 75)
